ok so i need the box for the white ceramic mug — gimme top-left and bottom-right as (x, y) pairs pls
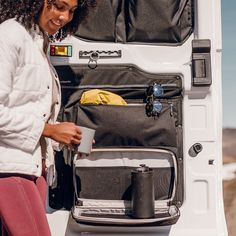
(77, 126), (96, 154)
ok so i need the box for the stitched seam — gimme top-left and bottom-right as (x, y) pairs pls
(16, 178), (39, 236)
(1, 217), (10, 236)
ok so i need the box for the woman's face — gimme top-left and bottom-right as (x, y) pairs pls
(39, 0), (78, 35)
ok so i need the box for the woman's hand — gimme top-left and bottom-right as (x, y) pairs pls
(42, 122), (82, 147)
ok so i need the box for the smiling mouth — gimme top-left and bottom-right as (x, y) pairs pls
(51, 19), (63, 27)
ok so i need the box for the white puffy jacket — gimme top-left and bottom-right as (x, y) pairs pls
(0, 19), (61, 179)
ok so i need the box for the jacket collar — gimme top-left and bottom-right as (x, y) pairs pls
(29, 24), (50, 54)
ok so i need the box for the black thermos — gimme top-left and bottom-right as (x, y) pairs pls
(131, 164), (155, 218)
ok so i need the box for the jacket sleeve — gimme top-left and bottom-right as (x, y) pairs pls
(0, 24), (45, 154)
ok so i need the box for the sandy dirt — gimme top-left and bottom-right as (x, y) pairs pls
(224, 179), (236, 236)
(223, 128), (236, 236)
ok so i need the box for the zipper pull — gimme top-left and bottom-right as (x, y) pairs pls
(169, 102), (174, 116)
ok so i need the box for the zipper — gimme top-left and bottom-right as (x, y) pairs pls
(62, 83), (179, 90)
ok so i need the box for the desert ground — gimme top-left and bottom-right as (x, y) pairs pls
(223, 128), (236, 236)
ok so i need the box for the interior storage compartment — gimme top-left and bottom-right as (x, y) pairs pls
(61, 65), (182, 153)
(76, 0), (121, 42)
(49, 64), (183, 226)
(76, 0), (194, 44)
(75, 150), (175, 200)
(125, 0), (193, 43)
(66, 100), (179, 148)
(72, 149), (180, 225)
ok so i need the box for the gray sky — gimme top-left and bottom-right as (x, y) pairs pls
(222, 0), (236, 127)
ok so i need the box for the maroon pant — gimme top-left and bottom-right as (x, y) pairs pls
(0, 175), (51, 236)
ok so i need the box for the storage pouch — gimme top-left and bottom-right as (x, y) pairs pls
(62, 65), (182, 154)
(65, 100), (180, 151)
(50, 65), (183, 226)
(72, 148), (180, 226)
(76, 0), (194, 45)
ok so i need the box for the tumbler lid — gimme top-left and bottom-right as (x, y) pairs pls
(135, 164), (152, 173)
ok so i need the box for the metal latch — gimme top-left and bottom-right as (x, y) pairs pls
(192, 39), (211, 86)
(79, 50), (122, 69)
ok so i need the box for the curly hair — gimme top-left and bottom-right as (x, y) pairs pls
(0, 0), (96, 41)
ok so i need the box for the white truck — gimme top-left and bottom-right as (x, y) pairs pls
(47, 0), (228, 235)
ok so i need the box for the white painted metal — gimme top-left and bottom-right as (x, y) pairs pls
(47, 0), (228, 235)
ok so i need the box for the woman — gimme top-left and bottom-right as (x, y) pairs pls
(0, 0), (96, 235)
